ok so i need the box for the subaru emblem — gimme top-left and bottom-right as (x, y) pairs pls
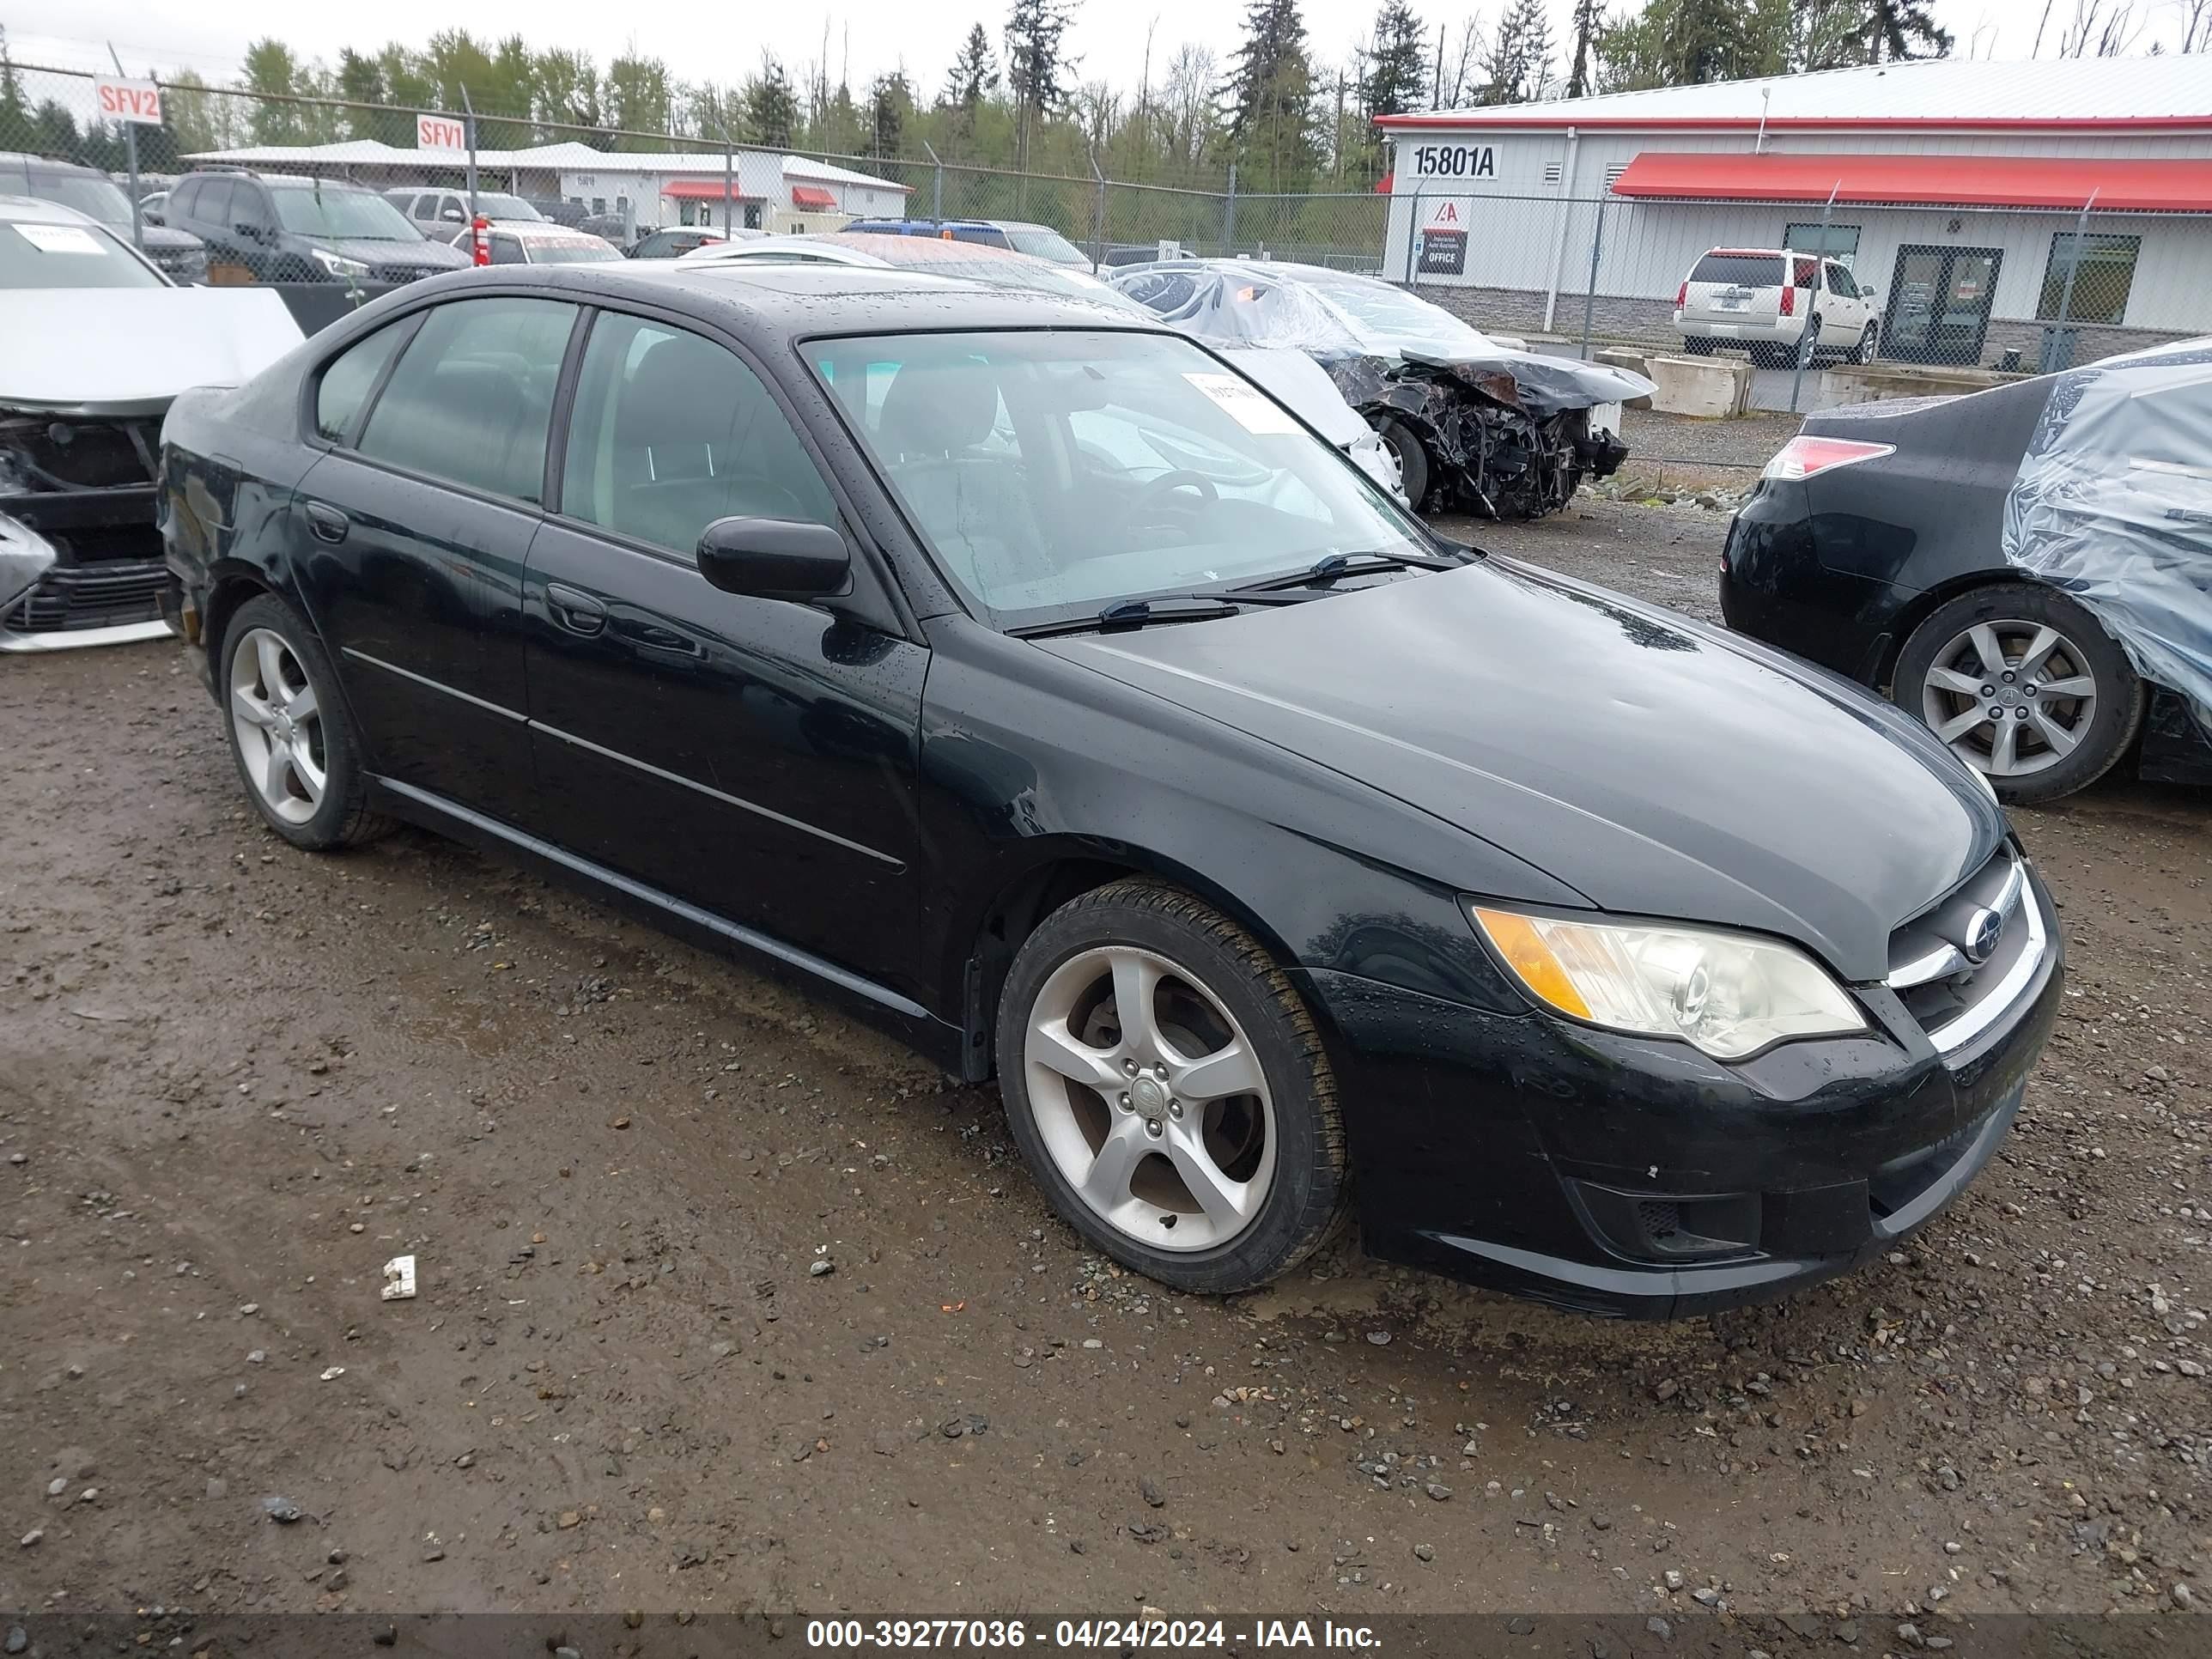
(1961, 906), (2005, 965)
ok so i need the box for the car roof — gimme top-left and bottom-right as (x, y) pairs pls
(0, 192), (98, 226)
(190, 170), (375, 191)
(0, 151), (103, 178)
(410, 260), (1166, 343)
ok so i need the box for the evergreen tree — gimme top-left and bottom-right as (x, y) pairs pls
(942, 23), (1000, 112)
(0, 27), (32, 144)
(1861, 0), (1953, 58)
(604, 52), (674, 144)
(868, 71), (914, 156)
(1360, 1), (1430, 119)
(1223, 0), (1319, 191)
(1566, 0), (1606, 94)
(530, 48), (601, 139)
(1005, 0), (1075, 168)
(742, 54), (799, 149)
(1481, 0), (1555, 102)
(241, 39), (316, 144)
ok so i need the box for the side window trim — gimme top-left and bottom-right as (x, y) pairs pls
(337, 311), (427, 448)
(300, 308), (427, 451)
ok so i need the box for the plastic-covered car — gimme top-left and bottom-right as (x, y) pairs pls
(684, 234), (1407, 504)
(1110, 258), (1652, 519)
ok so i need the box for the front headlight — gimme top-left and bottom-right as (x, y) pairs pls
(1468, 903), (1864, 1060)
(310, 247), (370, 279)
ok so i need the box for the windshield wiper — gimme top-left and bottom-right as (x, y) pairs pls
(1227, 549), (1458, 597)
(1007, 596), (1243, 639)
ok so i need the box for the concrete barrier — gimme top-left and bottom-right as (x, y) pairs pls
(1594, 348), (1655, 409)
(1645, 355), (1752, 418)
(1820, 363), (2026, 404)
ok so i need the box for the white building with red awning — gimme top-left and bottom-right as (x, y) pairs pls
(1374, 58), (2212, 366)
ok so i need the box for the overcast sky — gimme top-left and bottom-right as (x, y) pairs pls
(3, 0), (2201, 110)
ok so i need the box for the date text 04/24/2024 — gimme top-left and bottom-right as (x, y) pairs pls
(804, 1620), (1382, 1649)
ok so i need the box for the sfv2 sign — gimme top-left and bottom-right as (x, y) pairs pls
(1410, 143), (1496, 179)
(94, 76), (163, 126)
(416, 112), (468, 151)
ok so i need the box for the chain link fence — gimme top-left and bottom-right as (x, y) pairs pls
(1392, 185), (2212, 389)
(8, 57), (2206, 406)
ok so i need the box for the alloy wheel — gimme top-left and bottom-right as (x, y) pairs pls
(1022, 945), (1278, 1252)
(1918, 618), (2099, 779)
(229, 626), (328, 823)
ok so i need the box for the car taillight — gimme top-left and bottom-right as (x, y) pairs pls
(1674, 280), (1686, 307)
(1760, 434), (1896, 481)
(1778, 283), (1794, 316)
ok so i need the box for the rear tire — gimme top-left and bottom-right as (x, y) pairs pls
(218, 593), (392, 850)
(1849, 322), (1878, 365)
(1893, 583), (2144, 805)
(994, 879), (1351, 1294)
(1373, 416), (1431, 513)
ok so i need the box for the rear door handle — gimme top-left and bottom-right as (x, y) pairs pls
(544, 582), (608, 636)
(303, 501), (349, 544)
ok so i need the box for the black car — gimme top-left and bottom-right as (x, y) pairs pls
(1722, 341), (2212, 804)
(0, 151), (207, 283)
(158, 263), (2061, 1317)
(165, 170), (468, 285)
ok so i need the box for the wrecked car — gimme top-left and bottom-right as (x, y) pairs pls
(2, 195), (303, 650)
(1723, 336), (2212, 803)
(1109, 258), (1654, 519)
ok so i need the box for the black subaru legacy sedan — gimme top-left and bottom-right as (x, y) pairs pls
(157, 263), (2062, 1318)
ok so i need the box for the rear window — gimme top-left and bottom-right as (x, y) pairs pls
(1690, 253), (1785, 288)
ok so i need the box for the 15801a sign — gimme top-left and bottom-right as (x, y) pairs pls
(1410, 143), (1496, 179)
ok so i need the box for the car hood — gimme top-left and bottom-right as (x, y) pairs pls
(311, 237), (470, 269)
(1037, 560), (2002, 981)
(0, 286), (305, 416)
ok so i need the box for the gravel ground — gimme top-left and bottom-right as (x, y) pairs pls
(3, 497), (2209, 1632)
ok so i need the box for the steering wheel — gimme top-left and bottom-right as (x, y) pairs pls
(1136, 469), (1219, 514)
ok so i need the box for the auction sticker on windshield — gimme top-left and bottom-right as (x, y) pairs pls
(15, 225), (104, 256)
(1183, 371), (1298, 434)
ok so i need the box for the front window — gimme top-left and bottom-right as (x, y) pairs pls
(270, 185), (422, 241)
(0, 218), (165, 289)
(811, 329), (1427, 623)
(998, 225), (1089, 265)
(24, 173), (133, 227)
(475, 192), (541, 221)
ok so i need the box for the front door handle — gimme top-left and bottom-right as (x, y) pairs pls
(544, 582), (608, 636)
(303, 501), (349, 544)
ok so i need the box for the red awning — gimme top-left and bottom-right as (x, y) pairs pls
(790, 185), (837, 209)
(1610, 151), (2212, 213)
(663, 179), (752, 200)
(1373, 170), (1394, 194)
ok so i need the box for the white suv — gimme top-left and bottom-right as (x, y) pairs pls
(1674, 247), (1881, 368)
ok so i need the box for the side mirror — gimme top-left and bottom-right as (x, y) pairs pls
(696, 517), (851, 604)
(233, 221), (262, 241)
(442, 207), (465, 222)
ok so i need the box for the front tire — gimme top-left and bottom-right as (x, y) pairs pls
(220, 593), (391, 849)
(1893, 583), (2144, 804)
(995, 880), (1350, 1294)
(1372, 416), (1430, 513)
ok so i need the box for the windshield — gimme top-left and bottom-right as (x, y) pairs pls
(811, 329), (1427, 622)
(270, 186), (421, 240)
(1001, 225), (1090, 266)
(1298, 274), (1494, 353)
(24, 173), (132, 227)
(477, 192), (542, 221)
(0, 218), (165, 289)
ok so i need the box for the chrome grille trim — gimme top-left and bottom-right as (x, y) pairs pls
(1920, 876), (2049, 1056)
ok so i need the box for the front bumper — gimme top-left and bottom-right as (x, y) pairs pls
(1302, 868), (2063, 1319)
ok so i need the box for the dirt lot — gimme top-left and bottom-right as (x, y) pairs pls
(3, 459), (2210, 1632)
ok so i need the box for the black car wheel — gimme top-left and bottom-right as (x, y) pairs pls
(995, 879), (1350, 1294)
(1849, 323), (1878, 365)
(1796, 319), (1822, 368)
(221, 594), (392, 850)
(1373, 417), (1430, 512)
(1894, 584), (2144, 804)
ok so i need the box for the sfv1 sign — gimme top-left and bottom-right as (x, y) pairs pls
(94, 76), (163, 126)
(1410, 143), (1496, 179)
(416, 112), (468, 151)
